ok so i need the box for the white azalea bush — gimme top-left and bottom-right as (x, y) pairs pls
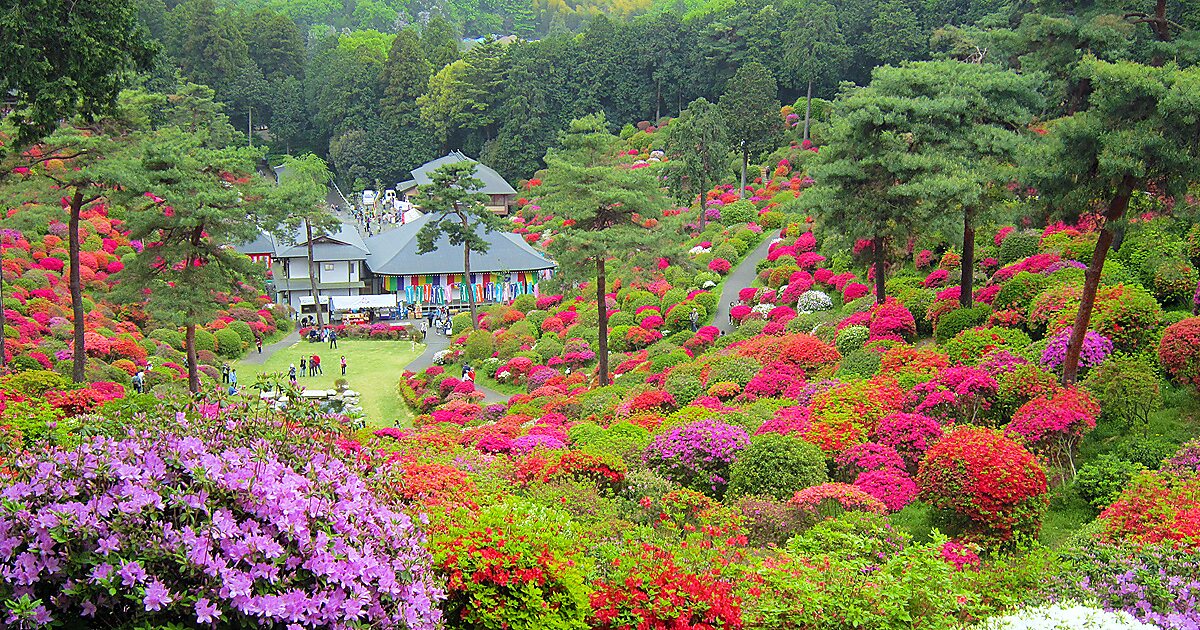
(976, 603), (1160, 630)
(796, 290), (834, 313)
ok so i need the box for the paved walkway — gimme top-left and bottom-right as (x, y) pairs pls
(404, 330), (508, 404)
(713, 235), (778, 333)
(238, 330), (299, 365)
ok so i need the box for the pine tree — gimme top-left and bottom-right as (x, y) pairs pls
(381, 28), (433, 129)
(782, 2), (851, 141)
(664, 98), (730, 230)
(718, 62), (781, 199)
(538, 113), (662, 386)
(414, 162), (503, 329)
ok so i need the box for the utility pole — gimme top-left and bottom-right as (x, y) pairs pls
(248, 107), (253, 148)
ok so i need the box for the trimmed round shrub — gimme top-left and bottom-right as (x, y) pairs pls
(213, 328), (244, 358)
(464, 329), (496, 362)
(193, 328), (216, 354)
(998, 231), (1040, 265)
(835, 325), (869, 354)
(917, 426), (1049, 545)
(1159, 316), (1200, 389)
(836, 348), (881, 379)
(726, 433), (828, 500)
(993, 271), (1048, 312)
(721, 200), (757, 224)
(942, 327), (1032, 367)
(934, 305), (992, 343)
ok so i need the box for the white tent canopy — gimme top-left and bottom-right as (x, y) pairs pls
(328, 294), (397, 311)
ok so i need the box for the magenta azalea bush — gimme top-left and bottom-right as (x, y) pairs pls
(0, 434), (443, 629)
(1040, 328), (1114, 372)
(643, 418), (750, 496)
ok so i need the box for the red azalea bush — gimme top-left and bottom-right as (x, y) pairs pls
(1097, 471), (1200, 549)
(788, 483), (887, 521)
(873, 413), (943, 472)
(1159, 317), (1200, 389)
(709, 258), (733, 274)
(1005, 387), (1098, 470)
(806, 378), (905, 454)
(917, 427), (1049, 545)
(842, 282), (869, 302)
(589, 544), (743, 630)
(733, 333), (840, 371)
(755, 406), (811, 436)
(854, 468), (919, 512)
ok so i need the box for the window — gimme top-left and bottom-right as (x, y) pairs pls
(324, 263), (334, 271)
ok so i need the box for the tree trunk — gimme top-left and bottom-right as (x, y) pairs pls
(596, 257), (609, 387)
(69, 189), (86, 383)
(698, 175), (707, 231)
(656, 78), (662, 122)
(960, 209), (976, 309)
(305, 218), (324, 328)
(873, 235), (887, 305)
(803, 80), (813, 142)
(739, 145), (748, 200)
(461, 214), (478, 329)
(185, 323), (199, 393)
(1061, 175), (1136, 385)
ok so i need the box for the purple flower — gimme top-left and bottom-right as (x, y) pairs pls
(143, 580), (172, 611)
(1041, 329), (1114, 372)
(195, 598), (221, 623)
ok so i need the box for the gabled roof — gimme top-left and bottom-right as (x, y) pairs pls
(363, 213), (555, 276)
(235, 231), (276, 256)
(271, 221), (370, 261)
(407, 151), (517, 196)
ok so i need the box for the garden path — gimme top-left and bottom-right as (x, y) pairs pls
(405, 331), (509, 404)
(238, 330), (300, 366)
(713, 235), (777, 333)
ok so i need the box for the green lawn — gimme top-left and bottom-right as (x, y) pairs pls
(235, 339), (424, 428)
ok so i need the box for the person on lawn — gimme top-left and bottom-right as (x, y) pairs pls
(299, 357), (307, 377)
(340, 355), (347, 375)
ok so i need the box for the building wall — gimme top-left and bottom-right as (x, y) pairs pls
(274, 258), (360, 283)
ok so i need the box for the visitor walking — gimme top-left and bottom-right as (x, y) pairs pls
(221, 363), (230, 384)
(132, 370), (145, 394)
(462, 362), (472, 382)
(328, 329), (338, 349)
(288, 363), (297, 385)
(689, 308), (699, 332)
(299, 357), (307, 377)
(256, 336), (263, 354)
(340, 355), (347, 375)
(230, 369), (237, 388)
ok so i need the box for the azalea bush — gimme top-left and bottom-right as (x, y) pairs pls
(643, 419), (750, 497)
(0, 428), (443, 629)
(1159, 316), (1200, 389)
(726, 432), (827, 500)
(917, 427), (1049, 545)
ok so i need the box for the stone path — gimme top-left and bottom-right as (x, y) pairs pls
(404, 329), (509, 404)
(238, 330), (299, 365)
(713, 234), (778, 333)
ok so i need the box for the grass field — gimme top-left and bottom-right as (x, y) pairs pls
(235, 339), (423, 428)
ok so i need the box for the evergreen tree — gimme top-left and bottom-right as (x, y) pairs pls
(381, 28), (433, 129)
(414, 162), (503, 328)
(0, 0), (155, 149)
(718, 62), (781, 199)
(111, 127), (273, 392)
(1024, 59), (1200, 384)
(783, 2), (852, 141)
(538, 113), (662, 386)
(244, 9), (306, 80)
(271, 154), (341, 329)
(422, 15), (461, 70)
(866, 0), (928, 67)
(664, 98), (730, 230)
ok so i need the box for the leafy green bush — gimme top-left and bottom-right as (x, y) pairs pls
(837, 348), (882, 379)
(993, 272), (1048, 312)
(451, 312), (473, 335)
(193, 329), (217, 353)
(148, 328), (184, 351)
(569, 421), (651, 465)
(707, 355), (761, 386)
(1075, 455), (1146, 510)
(535, 337), (564, 362)
(943, 327), (1032, 366)
(998, 231), (1040, 265)
(1083, 354), (1162, 434)
(722, 200), (757, 224)
(511, 294), (536, 312)
(213, 328), (244, 358)
(464, 329), (496, 362)
(934, 305), (992, 343)
(835, 325), (869, 354)
(663, 372), (704, 406)
(727, 433), (828, 500)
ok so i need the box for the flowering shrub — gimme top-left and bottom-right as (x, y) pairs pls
(1158, 317), (1200, 389)
(788, 483), (887, 522)
(1040, 329), (1113, 373)
(733, 333), (840, 371)
(643, 419), (750, 497)
(873, 413), (943, 472)
(437, 502), (589, 629)
(0, 433), (443, 629)
(755, 405), (811, 436)
(1162, 438), (1200, 478)
(1052, 540), (1200, 628)
(835, 442), (905, 479)
(806, 378), (905, 454)
(853, 468), (918, 512)
(939, 540), (981, 572)
(708, 257), (732, 274)
(941, 327), (1032, 366)
(589, 544), (742, 630)
(917, 427), (1049, 544)
(978, 603), (1160, 629)
(795, 290), (833, 313)
(1005, 387), (1099, 470)
(1098, 471), (1200, 549)
(868, 300), (916, 342)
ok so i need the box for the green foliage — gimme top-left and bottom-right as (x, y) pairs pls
(999, 232), (1040, 265)
(721, 200), (757, 224)
(568, 421), (651, 465)
(464, 329), (496, 362)
(835, 325), (869, 354)
(1075, 455), (1145, 510)
(935, 305), (992, 343)
(1083, 354), (1162, 434)
(451, 312), (474, 335)
(837, 348), (882, 379)
(706, 356), (761, 386)
(994, 272), (1048, 312)
(213, 328), (244, 358)
(727, 433), (828, 500)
